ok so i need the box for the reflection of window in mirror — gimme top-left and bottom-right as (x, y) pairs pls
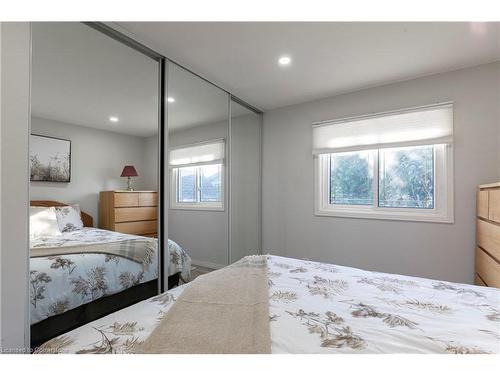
(169, 139), (225, 210)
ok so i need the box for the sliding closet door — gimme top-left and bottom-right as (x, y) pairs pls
(167, 62), (229, 270)
(229, 100), (262, 263)
(30, 22), (163, 346)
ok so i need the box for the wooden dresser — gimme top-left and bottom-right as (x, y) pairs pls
(476, 182), (500, 287)
(99, 191), (158, 237)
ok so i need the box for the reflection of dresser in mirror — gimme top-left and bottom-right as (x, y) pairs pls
(99, 191), (158, 237)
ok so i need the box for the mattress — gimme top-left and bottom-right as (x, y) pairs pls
(30, 228), (191, 325)
(36, 255), (499, 354)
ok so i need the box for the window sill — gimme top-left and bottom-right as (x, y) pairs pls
(314, 206), (454, 223)
(170, 204), (225, 212)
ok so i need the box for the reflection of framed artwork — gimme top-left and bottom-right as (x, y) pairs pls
(30, 134), (71, 182)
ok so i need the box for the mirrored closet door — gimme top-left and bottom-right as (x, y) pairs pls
(166, 62), (263, 279)
(229, 99), (262, 263)
(167, 63), (229, 275)
(29, 22), (163, 347)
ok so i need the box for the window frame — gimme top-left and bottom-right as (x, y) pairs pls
(314, 144), (453, 223)
(170, 163), (225, 211)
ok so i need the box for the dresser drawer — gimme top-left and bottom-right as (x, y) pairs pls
(477, 219), (500, 261)
(474, 273), (487, 286)
(477, 190), (489, 220)
(488, 189), (500, 223)
(139, 192), (157, 207)
(475, 247), (500, 288)
(115, 220), (157, 235)
(114, 193), (139, 207)
(114, 207), (157, 223)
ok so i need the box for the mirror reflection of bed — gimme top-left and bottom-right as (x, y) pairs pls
(29, 199), (191, 346)
(28, 22), (191, 348)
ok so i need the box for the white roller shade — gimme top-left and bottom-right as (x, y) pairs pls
(312, 103), (453, 154)
(169, 139), (225, 168)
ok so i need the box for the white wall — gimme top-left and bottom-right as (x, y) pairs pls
(168, 121), (228, 268)
(143, 134), (159, 190)
(262, 62), (500, 284)
(0, 22), (30, 351)
(30, 117), (157, 224)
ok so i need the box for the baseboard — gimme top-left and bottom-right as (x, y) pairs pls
(191, 259), (226, 270)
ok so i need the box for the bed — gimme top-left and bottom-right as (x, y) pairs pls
(36, 255), (499, 354)
(30, 200), (191, 347)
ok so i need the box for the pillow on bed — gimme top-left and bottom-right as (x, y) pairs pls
(30, 206), (62, 239)
(55, 204), (84, 232)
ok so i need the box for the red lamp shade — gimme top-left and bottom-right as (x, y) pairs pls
(120, 165), (138, 177)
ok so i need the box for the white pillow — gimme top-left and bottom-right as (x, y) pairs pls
(55, 204), (84, 232)
(30, 207), (62, 239)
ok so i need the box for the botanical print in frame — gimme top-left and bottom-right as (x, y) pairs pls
(30, 134), (71, 182)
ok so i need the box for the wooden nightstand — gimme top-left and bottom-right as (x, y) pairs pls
(99, 190), (158, 237)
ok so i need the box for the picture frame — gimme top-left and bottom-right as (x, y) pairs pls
(30, 134), (71, 183)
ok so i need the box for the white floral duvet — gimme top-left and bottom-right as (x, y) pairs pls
(30, 228), (191, 325)
(36, 255), (499, 354)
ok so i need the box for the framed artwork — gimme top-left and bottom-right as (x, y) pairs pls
(30, 134), (71, 182)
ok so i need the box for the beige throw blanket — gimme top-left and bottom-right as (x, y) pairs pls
(136, 255), (271, 354)
(30, 239), (155, 265)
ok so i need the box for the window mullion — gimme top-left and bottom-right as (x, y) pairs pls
(328, 154), (332, 205)
(433, 145), (438, 210)
(175, 169), (179, 203)
(196, 166), (201, 203)
(178, 170), (182, 203)
(373, 149), (379, 210)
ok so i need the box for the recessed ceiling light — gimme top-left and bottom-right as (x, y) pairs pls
(167, 97), (175, 103)
(278, 56), (292, 66)
(109, 116), (119, 123)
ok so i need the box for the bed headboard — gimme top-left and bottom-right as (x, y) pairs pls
(30, 200), (94, 227)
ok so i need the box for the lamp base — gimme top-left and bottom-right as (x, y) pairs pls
(126, 176), (134, 191)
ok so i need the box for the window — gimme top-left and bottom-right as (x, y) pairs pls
(175, 164), (223, 206)
(177, 166), (197, 203)
(329, 150), (374, 206)
(378, 145), (434, 209)
(170, 140), (224, 210)
(314, 104), (453, 222)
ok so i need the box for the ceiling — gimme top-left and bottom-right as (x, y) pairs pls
(167, 62), (249, 132)
(32, 22), (160, 138)
(32, 23), (248, 137)
(118, 22), (500, 110)
(32, 22), (500, 135)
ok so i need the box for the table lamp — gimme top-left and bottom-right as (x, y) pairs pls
(120, 165), (138, 191)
